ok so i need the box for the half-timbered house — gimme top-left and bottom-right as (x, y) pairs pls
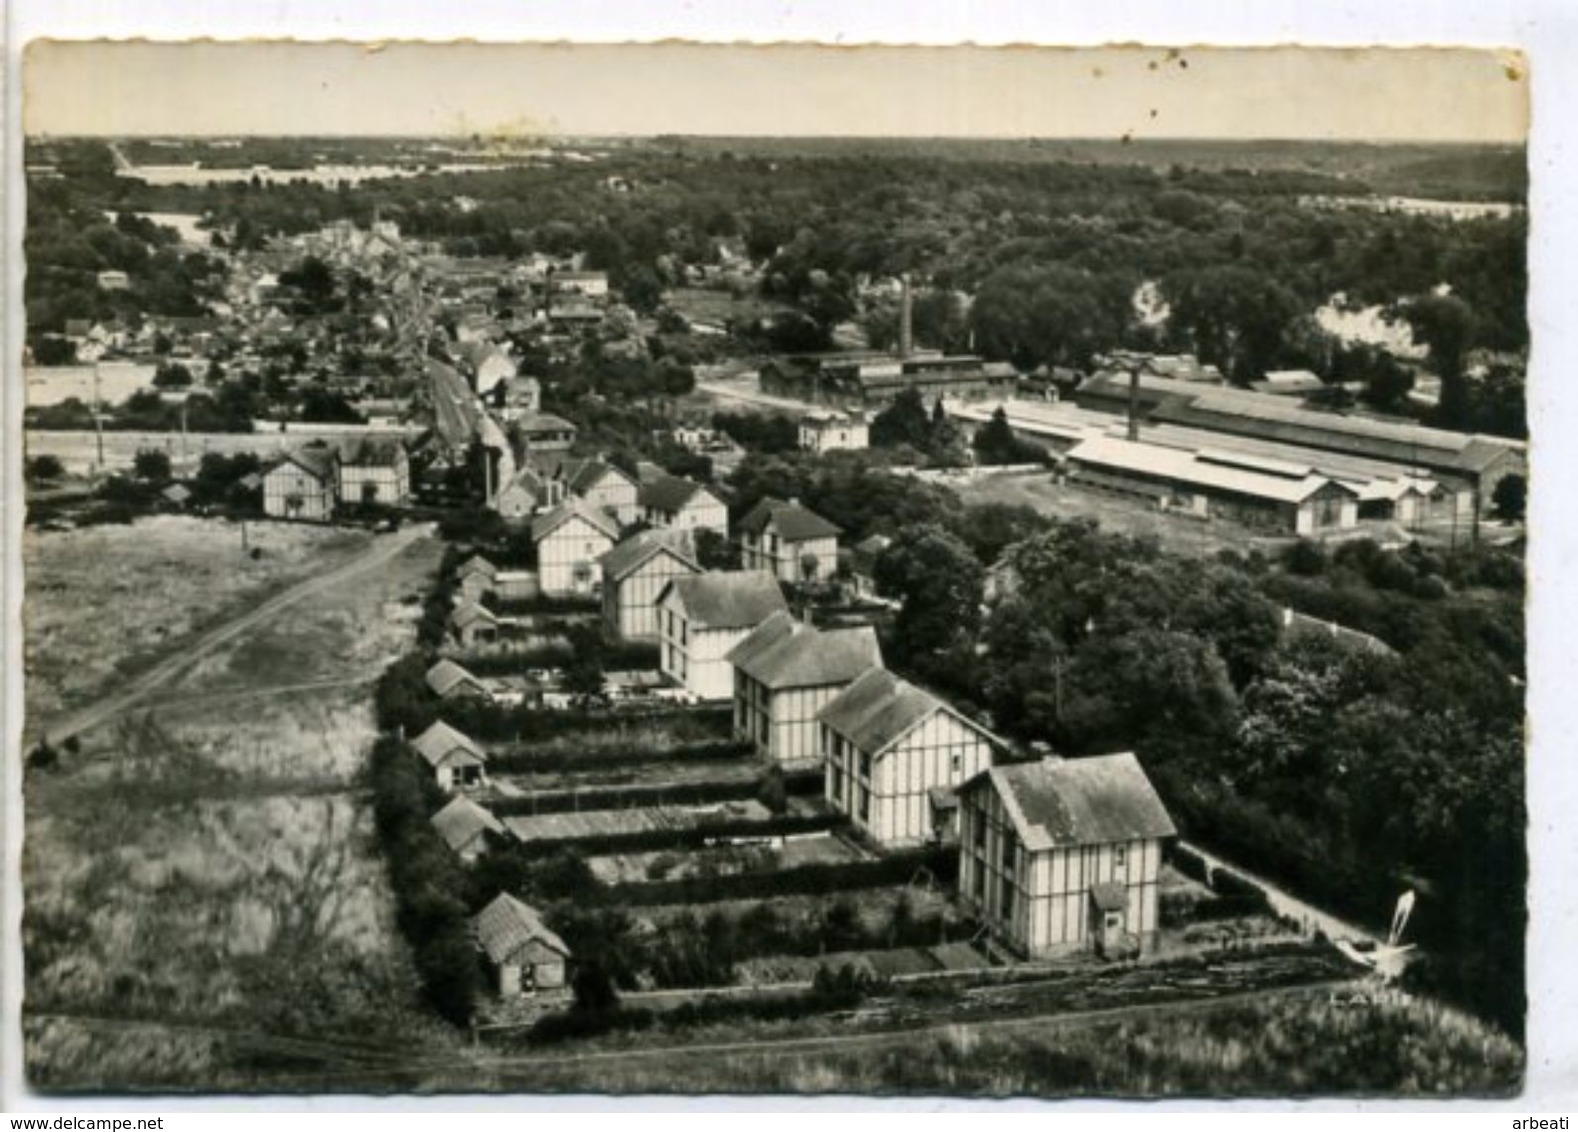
(531, 499), (621, 597)
(336, 438), (410, 507)
(818, 668), (999, 846)
(557, 458), (639, 525)
(727, 612), (883, 765)
(656, 571), (788, 700)
(262, 448), (337, 521)
(736, 497), (841, 584)
(599, 529), (702, 641)
(957, 753), (1176, 959)
(637, 473), (729, 540)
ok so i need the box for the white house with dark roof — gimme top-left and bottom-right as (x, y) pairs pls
(656, 571), (788, 700)
(426, 658), (490, 702)
(335, 438), (410, 507)
(262, 447), (338, 521)
(430, 795), (504, 863)
(557, 457), (639, 526)
(637, 474), (729, 541)
(727, 612), (883, 765)
(532, 499), (622, 597)
(411, 720), (488, 792)
(599, 528), (702, 641)
(818, 668), (999, 846)
(736, 497), (842, 584)
(958, 753), (1176, 959)
(474, 893), (572, 995)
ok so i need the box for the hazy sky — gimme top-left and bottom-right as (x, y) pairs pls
(24, 41), (1527, 142)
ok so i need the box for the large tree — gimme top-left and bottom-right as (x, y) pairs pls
(873, 525), (985, 661)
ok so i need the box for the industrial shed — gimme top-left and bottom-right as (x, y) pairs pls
(1064, 435), (1360, 535)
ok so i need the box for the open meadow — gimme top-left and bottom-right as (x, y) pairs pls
(22, 523), (458, 1090)
(22, 515), (375, 729)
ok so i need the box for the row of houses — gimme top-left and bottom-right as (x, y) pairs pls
(261, 438), (411, 520)
(410, 699), (1175, 964)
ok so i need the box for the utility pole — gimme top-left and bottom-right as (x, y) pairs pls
(92, 360), (105, 474)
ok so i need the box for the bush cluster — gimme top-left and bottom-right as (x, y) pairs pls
(366, 734), (480, 1027)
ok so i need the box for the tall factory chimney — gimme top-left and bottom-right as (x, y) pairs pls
(898, 272), (914, 360)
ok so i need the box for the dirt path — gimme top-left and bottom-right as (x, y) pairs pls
(1182, 840), (1384, 949)
(33, 523), (432, 747)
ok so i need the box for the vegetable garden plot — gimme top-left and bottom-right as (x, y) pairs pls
(588, 831), (861, 886)
(503, 799), (772, 845)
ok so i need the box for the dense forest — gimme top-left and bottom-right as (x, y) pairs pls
(25, 137), (1527, 434)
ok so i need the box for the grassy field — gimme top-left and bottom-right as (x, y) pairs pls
(955, 471), (1294, 559)
(482, 985), (1521, 1096)
(22, 515), (375, 728)
(22, 526), (455, 1091)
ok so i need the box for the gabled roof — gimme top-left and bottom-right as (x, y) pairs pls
(335, 437), (407, 467)
(726, 612), (883, 691)
(449, 600), (498, 629)
(426, 658), (486, 698)
(558, 457), (636, 497)
(410, 720), (486, 769)
(531, 498), (622, 544)
(497, 466), (552, 503)
(659, 571), (788, 631)
(430, 796), (504, 854)
(474, 893), (571, 965)
(599, 528), (701, 583)
(638, 473), (719, 514)
(266, 446), (337, 483)
(457, 554), (498, 580)
(816, 667), (969, 757)
(737, 497), (841, 542)
(971, 754), (1177, 853)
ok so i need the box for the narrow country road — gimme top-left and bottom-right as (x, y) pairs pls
(33, 523), (432, 746)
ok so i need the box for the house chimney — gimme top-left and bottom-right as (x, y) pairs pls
(1127, 366), (1141, 442)
(898, 273), (913, 360)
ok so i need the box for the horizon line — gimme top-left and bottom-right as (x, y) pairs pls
(25, 131), (1527, 146)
